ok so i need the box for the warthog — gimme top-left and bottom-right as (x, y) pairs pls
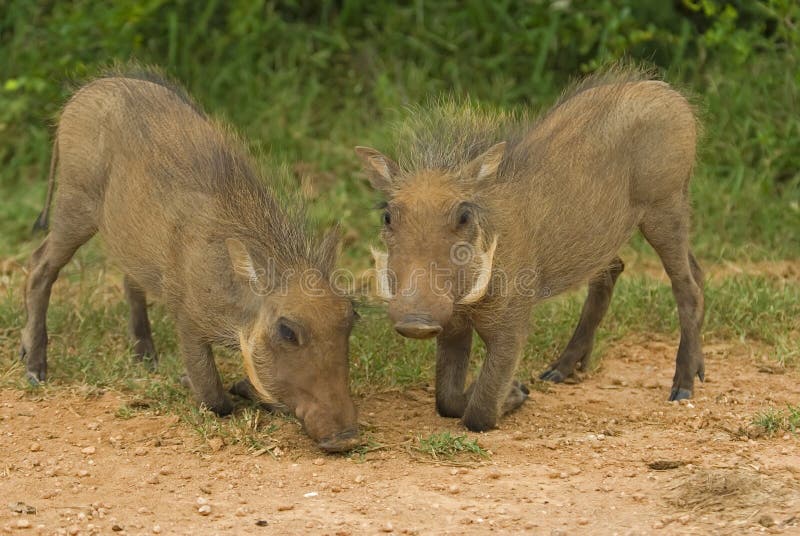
(357, 68), (703, 432)
(20, 70), (360, 452)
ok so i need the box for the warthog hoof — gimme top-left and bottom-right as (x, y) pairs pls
(19, 344), (46, 385)
(502, 380), (530, 415)
(668, 388), (693, 401)
(316, 428), (361, 453)
(132, 338), (158, 369)
(180, 374), (234, 417)
(539, 368), (567, 383)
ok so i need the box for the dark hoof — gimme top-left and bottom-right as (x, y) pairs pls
(539, 368), (567, 383)
(317, 428), (361, 453)
(201, 396), (234, 417)
(229, 379), (257, 400)
(668, 388), (693, 402)
(20, 345), (46, 384)
(25, 371), (44, 386)
(133, 339), (158, 369)
(463, 413), (496, 433)
(502, 380), (529, 415)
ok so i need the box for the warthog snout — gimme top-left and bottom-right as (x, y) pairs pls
(317, 427), (361, 453)
(394, 314), (442, 339)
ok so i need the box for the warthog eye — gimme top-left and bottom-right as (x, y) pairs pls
(457, 206), (472, 226)
(382, 211), (391, 226)
(278, 321), (298, 344)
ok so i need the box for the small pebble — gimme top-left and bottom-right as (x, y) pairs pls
(15, 519), (31, 529)
(354, 475), (365, 484)
(197, 505), (211, 516)
(448, 484), (460, 494)
(277, 505), (294, 512)
(134, 447), (148, 456)
(81, 446), (96, 455)
(312, 458), (325, 466)
(255, 520), (268, 527)
(380, 522), (394, 533)
(29, 443), (42, 452)
(146, 474), (159, 484)
(111, 525), (123, 532)
(577, 518), (589, 526)
(196, 497), (209, 506)
(152, 525), (161, 534)
(488, 469), (501, 480)
(303, 492), (318, 498)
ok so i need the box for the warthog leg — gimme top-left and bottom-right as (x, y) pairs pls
(640, 202), (705, 401)
(21, 213), (97, 384)
(177, 324), (233, 416)
(434, 323), (473, 418)
(540, 257), (624, 383)
(462, 318), (530, 432)
(123, 275), (157, 366)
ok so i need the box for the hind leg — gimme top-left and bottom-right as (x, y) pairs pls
(21, 229), (95, 383)
(640, 200), (704, 401)
(123, 275), (157, 365)
(540, 257), (624, 383)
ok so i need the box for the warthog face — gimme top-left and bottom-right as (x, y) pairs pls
(227, 239), (359, 452)
(356, 143), (504, 338)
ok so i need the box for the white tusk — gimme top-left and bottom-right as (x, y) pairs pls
(370, 246), (394, 301)
(457, 234), (498, 305)
(238, 330), (277, 404)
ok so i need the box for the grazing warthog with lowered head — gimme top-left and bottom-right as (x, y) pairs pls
(21, 70), (359, 452)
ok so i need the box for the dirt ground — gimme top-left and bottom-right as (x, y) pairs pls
(1, 335), (799, 536)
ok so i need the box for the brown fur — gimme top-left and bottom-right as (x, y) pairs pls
(21, 70), (359, 451)
(358, 66), (704, 431)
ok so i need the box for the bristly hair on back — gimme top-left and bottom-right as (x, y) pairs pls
(96, 61), (206, 117)
(392, 61), (665, 182)
(80, 63), (338, 276)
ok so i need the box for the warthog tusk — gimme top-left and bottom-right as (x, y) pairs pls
(371, 246), (394, 300)
(458, 234), (498, 305)
(238, 330), (277, 404)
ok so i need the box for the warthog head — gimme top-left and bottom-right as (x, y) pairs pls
(226, 238), (359, 452)
(356, 142), (504, 338)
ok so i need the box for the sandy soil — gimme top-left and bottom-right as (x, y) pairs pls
(1, 336), (799, 536)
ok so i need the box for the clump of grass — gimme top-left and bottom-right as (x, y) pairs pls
(415, 432), (489, 461)
(751, 405), (800, 436)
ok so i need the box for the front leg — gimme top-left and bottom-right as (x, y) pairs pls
(177, 322), (233, 416)
(462, 321), (529, 432)
(435, 323), (473, 418)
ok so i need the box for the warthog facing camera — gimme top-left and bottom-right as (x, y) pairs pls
(358, 67), (704, 432)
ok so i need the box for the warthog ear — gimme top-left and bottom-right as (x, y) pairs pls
(463, 141), (507, 184)
(226, 238), (258, 282)
(354, 146), (399, 193)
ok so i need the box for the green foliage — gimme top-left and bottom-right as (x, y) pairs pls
(0, 0), (798, 258)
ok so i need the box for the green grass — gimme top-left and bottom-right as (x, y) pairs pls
(415, 432), (489, 461)
(751, 405), (800, 436)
